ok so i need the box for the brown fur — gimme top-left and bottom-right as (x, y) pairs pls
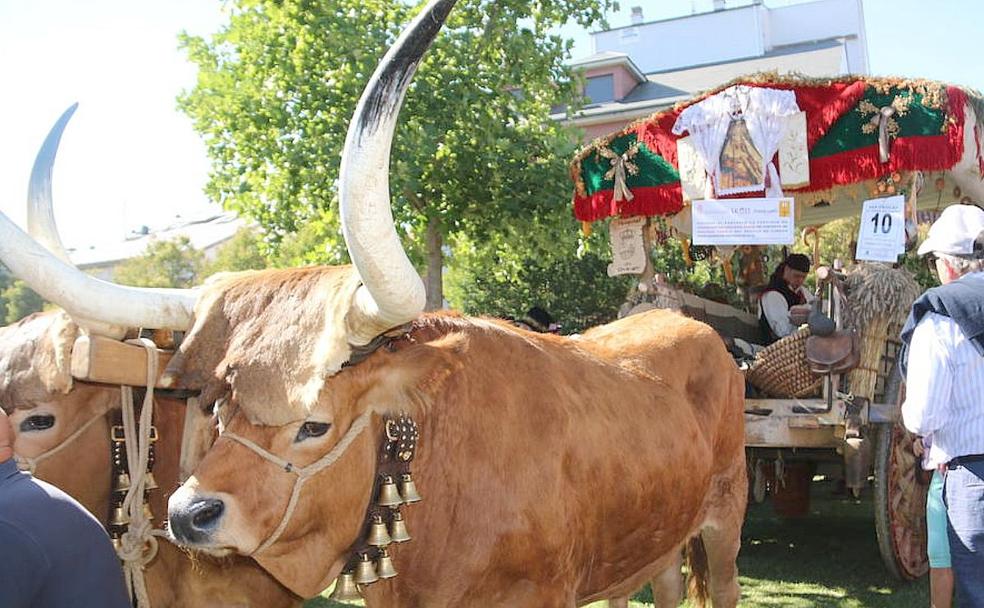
(167, 268), (746, 606)
(0, 311), (300, 608)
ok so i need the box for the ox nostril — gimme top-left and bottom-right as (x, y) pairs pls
(191, 498), (225, 530)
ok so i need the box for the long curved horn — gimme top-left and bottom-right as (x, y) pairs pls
(339, 0), (456, 345)
(0, 107), (197, 335)
(27, 103), (77, 264)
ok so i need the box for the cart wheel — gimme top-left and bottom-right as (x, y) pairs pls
(872, 370), (929, 580)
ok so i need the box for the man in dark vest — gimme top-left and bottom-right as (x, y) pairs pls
(759, 253), (814, 344)
(900, 203), (984, 606)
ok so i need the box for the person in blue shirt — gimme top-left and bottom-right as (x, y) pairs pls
(0, 407), (131, 608)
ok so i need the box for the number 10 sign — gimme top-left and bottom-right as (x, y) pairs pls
(856, 195), (905, 263)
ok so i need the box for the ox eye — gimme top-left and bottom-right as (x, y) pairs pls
(295, 421), (331, 442)
(20, 415), (55, 432)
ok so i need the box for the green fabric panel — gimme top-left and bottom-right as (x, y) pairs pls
(811, 87), (948, 158)
(580, 133), (680, 196)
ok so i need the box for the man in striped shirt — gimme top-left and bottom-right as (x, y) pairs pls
(900, 203), (984, 606)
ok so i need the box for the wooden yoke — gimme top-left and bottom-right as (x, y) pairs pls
(70, 335), (185, 389)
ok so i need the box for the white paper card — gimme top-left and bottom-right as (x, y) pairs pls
(607, 216), (648, 276)
(779, 111), (810, 188)
(676, 135), (709, 202)
(691, 198), (795, 246)
(855, 195), (905, 262)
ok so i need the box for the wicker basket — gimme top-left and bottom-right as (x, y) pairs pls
(746, 327), (822, 398)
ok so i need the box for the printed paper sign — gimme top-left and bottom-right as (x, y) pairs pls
(607, 216), (647, 276)
(856, 195), (905, 262)
(691, 198), (795, 245)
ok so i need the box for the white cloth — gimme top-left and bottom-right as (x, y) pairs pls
(759, 287), (813, 339)
(672, 86), (799, 197)
(902, 312), (984, 465)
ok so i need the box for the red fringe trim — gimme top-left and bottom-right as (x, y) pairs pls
(796, 87), (967, 193)
(573, 185), (683, 222)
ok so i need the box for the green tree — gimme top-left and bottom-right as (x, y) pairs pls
(445, 220), (632, 333)
(202, 227), (271, 277)
(114, 237), (205, 288)
(179, 0), (613, 309)
(3, 280), (44, 324)
(0, 263), (12, 323)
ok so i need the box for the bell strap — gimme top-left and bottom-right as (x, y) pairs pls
(222, 411), (372, 555)
(117, 338), (172, 608)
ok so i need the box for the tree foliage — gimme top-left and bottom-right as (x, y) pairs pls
(202, 227), (270, 277)
(2, 280), (44, 324)
(179, 0), (614, 307)
(114, 237), (205, 289)
(445, 224), (631, 333)
(0, 264), (44, 324)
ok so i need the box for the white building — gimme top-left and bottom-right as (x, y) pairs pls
(561, 0), (869, 139)
(70, 211), (244, 280)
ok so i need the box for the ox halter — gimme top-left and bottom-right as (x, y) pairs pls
(221, 411), (373, 554)
(221, 411), (422, 600)
(15, 409), (105, 474)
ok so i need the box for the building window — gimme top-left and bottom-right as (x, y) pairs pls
(585, 74), (615, 104)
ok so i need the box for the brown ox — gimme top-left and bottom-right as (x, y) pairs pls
(161, 269), (745, 606)
(0, 0), (745, 605)
(0, 310), (300, 608)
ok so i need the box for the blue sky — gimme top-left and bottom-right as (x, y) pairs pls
(0, 0), (981, 249)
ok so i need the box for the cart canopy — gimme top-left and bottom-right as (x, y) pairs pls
(570, 75), (984, 228)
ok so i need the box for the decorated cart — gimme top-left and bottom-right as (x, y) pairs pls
(570, 74), (984, 580)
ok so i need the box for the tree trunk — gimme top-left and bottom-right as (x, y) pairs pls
(424, 217), (444, 311)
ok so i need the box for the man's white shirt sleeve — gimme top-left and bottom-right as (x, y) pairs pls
(761, 291), (794, 338)
(901, 312), (954, 437)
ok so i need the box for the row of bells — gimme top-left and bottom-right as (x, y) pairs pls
(109, 471), (158, 529)
(330, 549), (398, 600)
(378, 473), (422, 507)
(329, 474), (422, 601)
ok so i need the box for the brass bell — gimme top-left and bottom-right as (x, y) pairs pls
(143, 502), (154, 522)
(113, 472), (131, 493)
(329, 572), (362, 602)
(389, 510), (411, 543)
(111, 536), (123, 552)
(376, 548), (398, 579)
(144, 471), (158, 491)
(377, 475), (403, 507)
(367, 514), (392, 547)
(399, 473), (422, 504)
(353, 553), (379, 585)
(110, 505), (130, 526)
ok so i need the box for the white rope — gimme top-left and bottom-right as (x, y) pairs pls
(222, 411), (372, 554)
(116, 338), (170, 608)
(14, 411), (104, 474)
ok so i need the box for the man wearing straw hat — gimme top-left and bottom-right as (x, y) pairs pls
(900, 203), (984, 606)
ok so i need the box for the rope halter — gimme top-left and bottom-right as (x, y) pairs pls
(221, 411), (373, 555)
(15, 409), (105, 474)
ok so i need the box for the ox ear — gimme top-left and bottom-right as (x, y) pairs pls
(0, 312), (78, 408)
(40, 311), (78, 395)
(357, 332), (468, 416)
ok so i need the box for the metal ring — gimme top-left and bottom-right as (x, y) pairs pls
(385, 420), (399, 441)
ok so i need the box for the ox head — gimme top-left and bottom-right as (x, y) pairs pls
(0, 311), (117, 513)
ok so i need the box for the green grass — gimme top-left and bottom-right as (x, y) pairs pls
(305, 480), (928, 607)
